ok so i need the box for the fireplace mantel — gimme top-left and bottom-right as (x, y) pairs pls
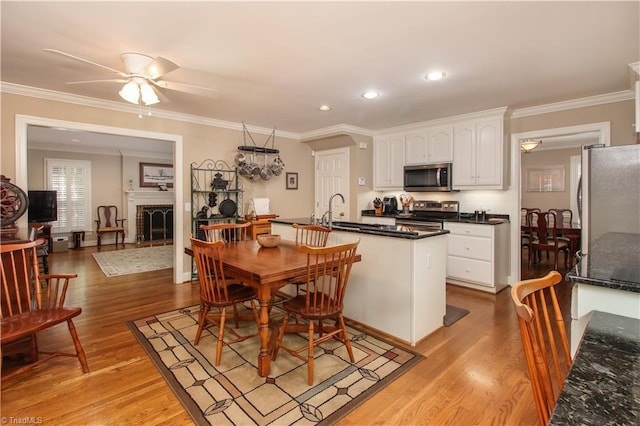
(125, 190), (174, 243)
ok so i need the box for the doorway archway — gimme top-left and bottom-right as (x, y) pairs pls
(508, 122), (611, 283)
(14, 114), (186, 283)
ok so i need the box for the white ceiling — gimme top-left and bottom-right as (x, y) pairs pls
(2, 1), (638, 139)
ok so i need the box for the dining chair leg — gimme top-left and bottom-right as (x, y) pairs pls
(307, 319), (315, 386)
(337, 314), (355, 362)
(215, 308), (227, 366)
(271, 312), (290, 360)
(194, 304), (210, 345)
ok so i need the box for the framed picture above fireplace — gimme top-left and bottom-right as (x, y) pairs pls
(140, 162), (174, 188)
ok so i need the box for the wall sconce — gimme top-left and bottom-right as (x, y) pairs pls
(520, 139), (542, 153)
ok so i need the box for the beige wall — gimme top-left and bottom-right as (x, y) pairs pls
(520, 147), (579, 211)
(27, 148), (124, 226)
(510, 100), (638, 146)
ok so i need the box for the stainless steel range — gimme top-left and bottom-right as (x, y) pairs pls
(396, 200), (459, 230)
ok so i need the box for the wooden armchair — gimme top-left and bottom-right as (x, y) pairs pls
(1, 239), (89, 379)
(95, 205), (126, 249)
(511, 271), (571, 426)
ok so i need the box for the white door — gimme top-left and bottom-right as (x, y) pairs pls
(315, 147), (350, 222)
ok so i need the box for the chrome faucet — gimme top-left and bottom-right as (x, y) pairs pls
(325, 192), (345, 228)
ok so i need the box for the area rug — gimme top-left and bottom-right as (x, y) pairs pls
(92, 245), (173, 277)
(443, 304), (470, 327)
(128, 303), (424, 425)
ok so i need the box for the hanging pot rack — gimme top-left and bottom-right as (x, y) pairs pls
(236, 123), (284, 181)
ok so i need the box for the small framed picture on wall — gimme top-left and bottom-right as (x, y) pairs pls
(286, 172), (298, 190)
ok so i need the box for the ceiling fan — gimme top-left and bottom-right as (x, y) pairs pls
(44, 48), (219, 106)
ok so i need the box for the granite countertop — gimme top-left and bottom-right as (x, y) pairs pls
(549, 311), (640, 425)
(360, 210), (510, 225)
(271, 217), (449, 240)
(567, 232), (640, 293)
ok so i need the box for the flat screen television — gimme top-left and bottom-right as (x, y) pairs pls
(27, 190), (58, 223)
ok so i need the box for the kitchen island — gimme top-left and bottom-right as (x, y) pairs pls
(567, 232), (640, 354)
(271, 218), (449, 346)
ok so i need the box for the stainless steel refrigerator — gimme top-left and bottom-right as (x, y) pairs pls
(580, 144), (640, 254)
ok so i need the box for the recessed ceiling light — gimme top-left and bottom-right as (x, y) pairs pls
(318, 105), (331, 111)
(71, 138), (80, 142)
(362, 91), (379, 100)
(425, 71), (446, 81)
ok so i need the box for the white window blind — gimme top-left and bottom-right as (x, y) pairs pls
(45, 158), (92, 233)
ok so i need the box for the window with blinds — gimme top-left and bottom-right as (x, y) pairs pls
(45, 159), (92, 233)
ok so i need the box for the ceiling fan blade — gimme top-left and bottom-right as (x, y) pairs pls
(141, 56), (179, 80)
(152, 85), (170, 104)
(154, 80), (220, 98)
(66, 79), (128, 85)
(44, 48), (126, 76)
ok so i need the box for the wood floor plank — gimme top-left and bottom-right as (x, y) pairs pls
(2, 243), (569, 424)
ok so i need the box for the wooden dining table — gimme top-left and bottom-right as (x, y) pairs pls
(185, 239), (361, 376)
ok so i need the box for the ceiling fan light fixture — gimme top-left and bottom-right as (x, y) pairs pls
(119, 81), (140, 104)
(140, 83), (159, 105)
(520, 139), (542, 153)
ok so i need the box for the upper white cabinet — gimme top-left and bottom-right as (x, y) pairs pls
(405, 125), (453, 165)
(453, 117), (504, 189)
(373, 133), (405, 189)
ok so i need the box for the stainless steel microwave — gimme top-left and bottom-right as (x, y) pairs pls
(403, 163), (453, 192)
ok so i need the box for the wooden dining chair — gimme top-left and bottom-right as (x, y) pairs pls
(290, 223), (332, 292)
(200, 221), (251, 243)
(1, 239), (89, 379)
(526, 210), (569, 270)
(190, 238), (260, 366)
(95, 205), (126, 249)
(271, 240), (360, 385)
(521, 208), (540, 259)
(511, 271), (572, 426)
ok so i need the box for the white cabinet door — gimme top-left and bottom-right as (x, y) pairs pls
(453, 117), (503, 189)
(453, 122), (476, 186)
(405, 126), (453, 165)
(474, 118), (502, 186)
(427, 125), (454, 163)
(373, 134), (405, 189)
(405, 130), (428, 165)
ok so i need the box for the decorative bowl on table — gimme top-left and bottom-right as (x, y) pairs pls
(257, 234), (281, 248)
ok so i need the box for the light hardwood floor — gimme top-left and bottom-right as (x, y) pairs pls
(1, 243), (570, 425)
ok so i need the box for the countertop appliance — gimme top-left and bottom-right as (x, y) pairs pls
(580, 144), (640, 255)
(382, 196), (398, 215)
(404, 163), (453, 192)
(396, 200), (459, 230)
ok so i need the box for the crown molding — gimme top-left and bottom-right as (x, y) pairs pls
(298, 123), (375, 140)
(374, 106), (509, 136)
(510, 90), (634, 119)
(0, 82), (299, 140)
(2, 81), (633, 139)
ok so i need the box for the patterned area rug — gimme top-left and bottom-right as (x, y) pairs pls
(128, 303), (424, 425)
(92, 245), (173, 277)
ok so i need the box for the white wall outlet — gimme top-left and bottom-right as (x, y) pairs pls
(358, 142), (368, 149)
(185, 202), (191, 212)
(358, 177), (366, 186)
